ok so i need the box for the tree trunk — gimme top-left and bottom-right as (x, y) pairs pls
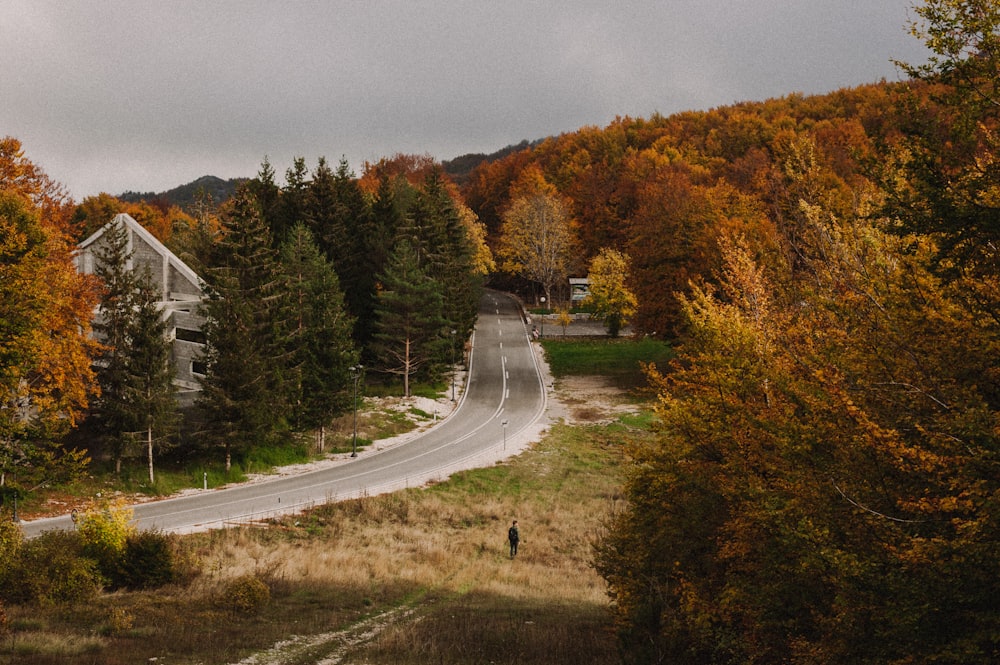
(147, 425), (155, 484)
(404, 337), (411, 398)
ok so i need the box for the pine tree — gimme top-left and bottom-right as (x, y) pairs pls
(125, 274), (176, 484)
(249, 156), (282, 244)
(198, 186), (289, 471)
(89, 220), (177, 478)
(307, 158), (377, 344)
(394, 172), (481, 346)
(361, 174), (405, 348)
(91, 219), (141, 474)
(281, 223), (358, 450)
(426, 172), (481, 341)
(371, 239), (448, 397)
(272, 157), (310, 247)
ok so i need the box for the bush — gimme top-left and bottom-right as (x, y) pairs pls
(0, 519), (22, 571)
(77, 498), (135, 579)
(115, 530), (177, 590)
(0, 530), (101, 605)
(0, 599), (8, 639)
(101, 606), (135, 636)
(220, 574), (270, 615)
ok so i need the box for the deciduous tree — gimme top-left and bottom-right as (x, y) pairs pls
(1, 146), (98, 505)
(497, 168), (579, 306)
(583, 248), (637, 337)
(884, 0), (1000, 277)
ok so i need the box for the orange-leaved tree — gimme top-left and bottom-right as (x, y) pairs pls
(1, 138), (99, 504)
(596, 188), (1000, 662)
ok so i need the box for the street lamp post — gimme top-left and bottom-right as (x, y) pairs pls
(539, 297), (546, 338)
(350, 365), (362, 457)
(451, 329), (457, 402)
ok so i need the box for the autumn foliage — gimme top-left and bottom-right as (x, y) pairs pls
(2, 2), (999, 659)
(1, 138), (98, 499)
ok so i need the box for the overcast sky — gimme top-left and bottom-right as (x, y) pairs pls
(2, 1), (930, 200)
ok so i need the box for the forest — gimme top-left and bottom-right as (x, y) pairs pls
(3, 0), (1000, 662)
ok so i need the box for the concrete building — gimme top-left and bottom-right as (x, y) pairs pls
(569, 277), (590, 305)
(75, 213), (206, 403)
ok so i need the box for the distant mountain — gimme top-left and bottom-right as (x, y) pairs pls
(119, 175), (248, 211)
(118, 140), (541, 208)
(442, 139), (543, 187)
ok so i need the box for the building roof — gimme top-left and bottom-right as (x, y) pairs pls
(77, 213), (204, 294)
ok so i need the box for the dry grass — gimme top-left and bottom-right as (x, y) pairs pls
(3, 380), (647, 665)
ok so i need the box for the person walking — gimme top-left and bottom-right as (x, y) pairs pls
(508, 519), (520, 558)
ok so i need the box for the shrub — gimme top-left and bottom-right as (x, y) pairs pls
(0, 518), (22, 572)
(115, 530), (176, 589)
(77, 498), (135, 579)
(0, 599), (8, 639)
(102, 606), (135, 636)
(220, 574), (270, 615)
(0, 531), (101, 605)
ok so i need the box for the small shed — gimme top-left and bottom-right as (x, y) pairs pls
(569, 277), (590, 304)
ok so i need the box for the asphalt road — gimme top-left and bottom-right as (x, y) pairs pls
(21, 290), (546, 537)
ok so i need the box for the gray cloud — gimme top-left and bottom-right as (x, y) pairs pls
(1, 1), (929, 198)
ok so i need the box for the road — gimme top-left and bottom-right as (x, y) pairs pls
(21, 290), (546, 537)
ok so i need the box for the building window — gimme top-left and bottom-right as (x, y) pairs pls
(176, 328), (207, 344)
(191, 360), (208, 377)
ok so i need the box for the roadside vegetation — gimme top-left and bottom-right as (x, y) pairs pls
(0, 337), (662, 664)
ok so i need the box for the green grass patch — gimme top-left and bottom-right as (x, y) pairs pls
(541, 337), (673, 386)
(368, 379), (448, 400)
(244, 440), (310, 471)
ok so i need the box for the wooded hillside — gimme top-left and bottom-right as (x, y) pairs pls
(4, 1), (999, 660)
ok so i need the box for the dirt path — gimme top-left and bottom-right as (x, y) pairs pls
(230, 605), (418, 665)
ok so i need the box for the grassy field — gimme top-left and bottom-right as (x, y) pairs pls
(542, 337), (673, 388)
(2, 338), (666, 664)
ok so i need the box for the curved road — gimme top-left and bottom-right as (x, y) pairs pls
(22, 291), (546, 537)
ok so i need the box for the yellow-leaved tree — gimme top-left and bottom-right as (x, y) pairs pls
(583, 247), (637, 337)
(497, 165), (578, 306)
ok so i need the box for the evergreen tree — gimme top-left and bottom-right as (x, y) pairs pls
(307, 157), (377, 345)
(248, 156), (282, 244)
(272, 157), (310, 247)
(91, 220), (141, 474)
(90, 220), (176, 477)
(125, 275), (176, 484)
(426, 172), (481, 341)
(362, 174), (405, 348)
(280, 223), (358, 450)
(306, 157), (345, 266)
(395, 172), (481, 345)
(370, 239), (448, 397)
(198, 186), (289, 471)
